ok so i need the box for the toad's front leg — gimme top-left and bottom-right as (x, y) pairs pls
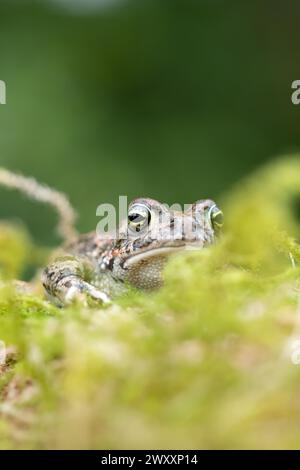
(42, 256), (111, 306)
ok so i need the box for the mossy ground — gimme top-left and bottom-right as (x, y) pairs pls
(1, 157), (300, 449)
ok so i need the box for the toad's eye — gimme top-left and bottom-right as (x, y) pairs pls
(128, 204), (151, 233)
(208, 204), (223, 229)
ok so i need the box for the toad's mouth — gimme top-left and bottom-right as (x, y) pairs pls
(123, 242), (204, 268)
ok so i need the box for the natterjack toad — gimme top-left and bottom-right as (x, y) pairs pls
(42, 198), (223, 305)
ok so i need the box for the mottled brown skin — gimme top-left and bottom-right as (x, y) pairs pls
(42, 198), (222, 306)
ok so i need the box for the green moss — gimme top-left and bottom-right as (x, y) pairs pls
(2, 156), (300, 449)
(0, 223), (31, 280)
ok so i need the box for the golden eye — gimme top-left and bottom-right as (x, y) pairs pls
(128, 204), (151, 233)
(208, 205), (223, 229)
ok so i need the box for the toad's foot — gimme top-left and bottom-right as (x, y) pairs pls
(42, 257), (111, 307)
(64, 279), (111, 306)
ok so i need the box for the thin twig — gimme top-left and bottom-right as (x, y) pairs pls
(0, 168), (78, 242)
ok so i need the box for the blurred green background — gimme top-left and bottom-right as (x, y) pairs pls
(0, 0), (300, 244)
